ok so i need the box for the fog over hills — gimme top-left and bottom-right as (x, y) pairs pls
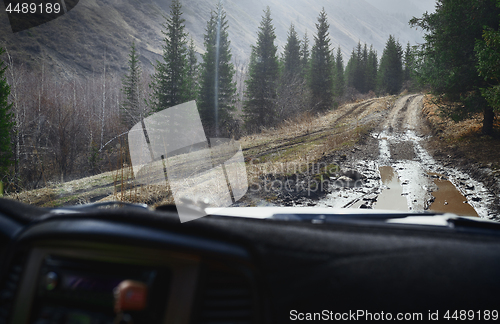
(0, 0), (433, 76)
(364, 0), (437, 16)
(175, 0), (429, 61)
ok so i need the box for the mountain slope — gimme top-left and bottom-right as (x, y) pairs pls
(173, 0), (427, 60)
(365, 0), (437, 16)
(0, 0), (429, 76)
(0, 0), (166, 76)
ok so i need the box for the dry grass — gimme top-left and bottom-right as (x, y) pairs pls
(422, 95), (486, 140)
(6, 170), (119, 207)
(7, 97), (386, 208)
(240, 98), (384, 196)
(123, 104), (375, 205)
(240, 97), (388, 154)
(422, 94), (500, 170)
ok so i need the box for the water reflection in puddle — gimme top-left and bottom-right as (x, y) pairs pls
(344, 164), (480, 217)
(429, 176), (478, 217)
(374, 166), (408, 211)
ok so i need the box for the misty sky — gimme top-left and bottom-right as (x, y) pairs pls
(365, 0), (437, 17)
(414, 0), (438, 13)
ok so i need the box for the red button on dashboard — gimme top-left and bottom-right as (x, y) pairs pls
(114, 280), (148, 312)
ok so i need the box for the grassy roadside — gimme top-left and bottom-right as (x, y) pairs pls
(5, 97), (388, 208)
(422, 95), (500, 170)
(421, 95), (500, 216)
(240, 121), (376, 205)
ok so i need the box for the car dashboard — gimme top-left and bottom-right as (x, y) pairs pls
(0, 201), (259, 324)
(1, 199), (500, 323)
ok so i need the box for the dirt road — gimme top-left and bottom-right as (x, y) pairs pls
(314, 94), (496, 218)
(13, 93), (497, 216)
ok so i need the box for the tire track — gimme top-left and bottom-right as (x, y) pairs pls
(243, 98), (383, 159)
(383, 94), (419, 133)
(376, 94), (491, 216)
(293, 93), (494, 218)
(404, 95), (424, 132)
(336, 98), (380, 122)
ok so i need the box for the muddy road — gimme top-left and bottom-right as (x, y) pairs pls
(12, 93), (497, 216)
(295, 94), (497, 218)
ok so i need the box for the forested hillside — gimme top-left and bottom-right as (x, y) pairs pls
(0, 0), (425, 76)
(0, 0), (416, 193)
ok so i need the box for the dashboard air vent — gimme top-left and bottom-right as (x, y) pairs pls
(196, 265), (255, 324)
(0, 251), (27, 324)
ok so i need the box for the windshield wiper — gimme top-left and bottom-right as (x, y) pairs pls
(270, 212), (500, 232)
(270, 211), (438, 223)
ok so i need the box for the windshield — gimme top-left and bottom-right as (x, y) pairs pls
(0, 0), (498, 221)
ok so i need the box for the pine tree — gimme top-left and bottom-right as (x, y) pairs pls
(283, 24), (302, 78)
(360, 43), (369, 93)
(0, 48), (13, 180)
(345, 48), (357, 89)
(378, 35), (403, 95)
(300, 31), (310, 79)
(403, 42), (412, 82)
(352, 42), (365, 93)
(310, 8), (334, 111)
(366, 45), (378, 93)
(121, 42), (143, 128)
(186, 38), (199, 101)
(277, 25), (310, 120)
(476, 8), (500, 132)
(345, 43), (377, 94)
(345, 42), (365, 93)
(150, 0), (189, 112)
(198, 4), (237, 137)
(411, 0), (500, 134)
(243, 7), (279, 131)
(333, 46), (344, 99)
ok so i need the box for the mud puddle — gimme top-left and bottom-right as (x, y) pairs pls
(428, 173), (478, 216)
(291, 95), (495, 219)
(374, 166), (408, 211)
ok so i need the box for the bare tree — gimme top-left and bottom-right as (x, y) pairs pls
(1, 50), (150, 189)
(275, 74), (311, 122)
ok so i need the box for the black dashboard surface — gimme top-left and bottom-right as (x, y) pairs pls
(1, 198), (500, 323)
